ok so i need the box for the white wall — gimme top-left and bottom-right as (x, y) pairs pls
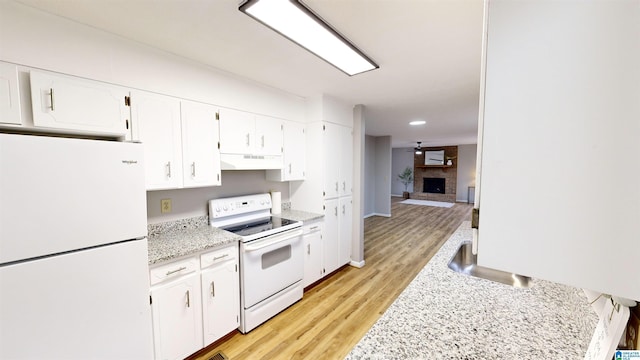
(364, 136), (376, 216)
(0, 1), (307, 225)
(364, 135), (391, 217)
(456, 144), (477, 202)
(391, 148), (415, 195)
(374, 136), (392, 216)
(146, 172), (289, 224)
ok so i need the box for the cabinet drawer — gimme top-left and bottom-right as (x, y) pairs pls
(303, 221), (323, 235)
(149, 257), (198, 286)
(200, 245), (237, 269)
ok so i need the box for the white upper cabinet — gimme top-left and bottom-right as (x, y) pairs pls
(0, 62), (21, 125)
(254, 115), (283, 156)
(29, 70), (131, 138)
(218, 107), (254, 155)
(131, 90), (183, 190)
(180, 101), (221, 188)
(475, 0), (640, 301)
(266, 120), (306, 182)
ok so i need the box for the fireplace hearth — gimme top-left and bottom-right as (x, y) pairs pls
(423, 177), (446, 194)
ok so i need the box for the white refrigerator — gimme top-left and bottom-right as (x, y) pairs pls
(0, 133), (153, 359)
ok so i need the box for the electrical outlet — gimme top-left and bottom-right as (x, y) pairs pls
(161, 199), (172, 213)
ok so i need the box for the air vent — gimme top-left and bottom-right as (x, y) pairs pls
(208, 352), (228, 360)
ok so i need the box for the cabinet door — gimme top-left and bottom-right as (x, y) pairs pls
(132, 91), (182, 190)
(340, 126), (353, 196)
(303, 227), (323, 287)
(201, 260), (239, 345)
(218, 107), (254, 154)
(255, 115), (283, 156)
(284, 121), (306, 180)
(323, 198), (340, 274)
(476, 0), (640, 301)
(151, 274), (203, 360)
(181, 101), (221, 188)
(0, 62), (21, 125)
(29, 71), (130, 137)
(338, 197), (352, 266)
(323, 122), (341, 198)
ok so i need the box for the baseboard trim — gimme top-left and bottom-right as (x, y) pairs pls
(349, 260), (365, 268)
(391, 194), (403, 197)
(364, 213), (391, 218)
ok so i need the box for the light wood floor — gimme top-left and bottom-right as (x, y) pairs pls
(192, 197), (472, 360)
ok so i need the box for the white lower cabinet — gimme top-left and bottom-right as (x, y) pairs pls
(338, 197), (352, 266)
(200, 245), (239, 345)
(150, 243), (240, 360)
(302, 219), (324, 288)
(322, 196), (352, 275)
(150, 259), (203, 360)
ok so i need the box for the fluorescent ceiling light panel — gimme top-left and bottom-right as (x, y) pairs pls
(409, 120), (426, 126)
(240, 0), (378, 76)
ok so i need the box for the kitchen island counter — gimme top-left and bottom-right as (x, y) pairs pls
(346, 222), (598, 359)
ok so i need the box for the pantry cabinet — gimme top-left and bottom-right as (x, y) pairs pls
(0, 61), (21, 125)
(338, 197), (352, 266)
(29, 70), (131, 138)
(131, 90), (183, 190)
(180, 101), (221, 188)
(475, 0), (640, 301)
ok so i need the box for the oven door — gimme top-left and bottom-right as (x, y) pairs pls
(241, 227), (303, 309)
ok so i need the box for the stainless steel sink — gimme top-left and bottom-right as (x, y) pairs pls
(448, 242), (532, 288)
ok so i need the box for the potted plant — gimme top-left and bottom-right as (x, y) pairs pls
(397, 166), (414, 199)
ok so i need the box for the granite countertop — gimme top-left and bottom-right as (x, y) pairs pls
(346, 221), (598, 360)
(277, 209), (324, 222)
(147, 216), (241, 265)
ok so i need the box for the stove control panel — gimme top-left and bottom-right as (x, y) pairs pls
(209, 193), (272, 219)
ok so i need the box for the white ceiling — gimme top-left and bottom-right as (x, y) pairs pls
(16, 0), (484, 148)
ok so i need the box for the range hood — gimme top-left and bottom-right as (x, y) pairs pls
(220, 153), (283, 170)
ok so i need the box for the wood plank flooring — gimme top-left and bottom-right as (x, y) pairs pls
(191, 198), (472, 360)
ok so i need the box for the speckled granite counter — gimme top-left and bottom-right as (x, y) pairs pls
(277, 209), (324, 222)
(346, 221), (598, 360)
(147, 216), (241, 265)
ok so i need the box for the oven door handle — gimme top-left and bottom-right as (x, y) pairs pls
(244, 228), (303, 252)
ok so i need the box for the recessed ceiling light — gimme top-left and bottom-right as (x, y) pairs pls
(239, 0), (378, 76)
(409, 120), (426, 126)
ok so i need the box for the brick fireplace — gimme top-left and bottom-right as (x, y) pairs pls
(412, 146), (457, 202)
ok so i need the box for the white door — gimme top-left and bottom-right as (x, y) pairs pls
(151, 274), (203, 360)
(201, 261), (239, 345)
(181, 101), (221, 188)
(0, 61), (21, 125)
(218, 107), (254, 154)
(255, 115), (283, 156)
(340, 126), (353, 196)
(323, 198), (340, 274)
(132, 91), (183, 190)
(323, 122), (340, 199)
(29, 70), (130, 137)
(283, 121), (306, 181)
(475, 0), (640, 301)
(0, 240), (153, 360)
(338, 197), (352, 266)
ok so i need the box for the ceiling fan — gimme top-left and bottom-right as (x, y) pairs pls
(408, 141), (423, 154)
